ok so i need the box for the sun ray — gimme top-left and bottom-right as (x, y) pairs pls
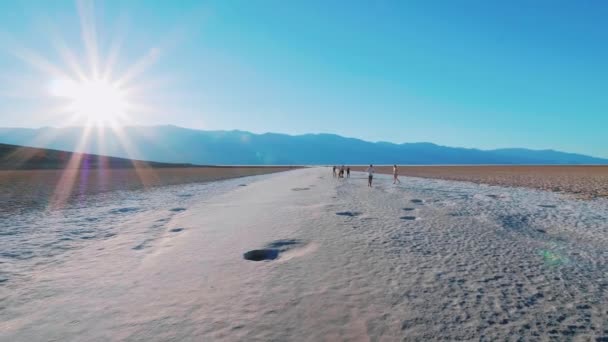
(101, 14), (128, 82)
(119, 73), (177, 98)
(9, 44), (71, 80)
(108, 123), (160, 188)
(48, 123), (93, 210)
(0, 121), (84, 171)
(77, 0), (100, 79)
(114, 47), (161, 89)
(0, 73), (47, 99)
(50, 33), (88, 83)
(102, 37), (123, 82)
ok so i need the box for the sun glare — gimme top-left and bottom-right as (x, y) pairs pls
(49, 78), (128, 124)
(3, 0), (169, 209)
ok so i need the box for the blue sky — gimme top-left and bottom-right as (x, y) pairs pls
(0, 1), (607, 157)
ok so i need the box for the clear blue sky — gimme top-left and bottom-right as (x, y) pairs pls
(0, 1), (607, 157)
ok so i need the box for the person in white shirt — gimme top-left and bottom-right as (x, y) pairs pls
(366, 164), (374, 187)
(393, 164), (401, 184)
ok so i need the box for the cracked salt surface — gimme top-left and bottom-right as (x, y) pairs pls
(2, 168), (608, 341)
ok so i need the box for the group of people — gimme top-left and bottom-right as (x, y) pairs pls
(332, 165), (351, 178)
(333, 164), (401, 187)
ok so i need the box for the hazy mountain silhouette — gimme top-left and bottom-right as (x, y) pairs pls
(0, 142), (195, 170)
(0, 126), (606, 165)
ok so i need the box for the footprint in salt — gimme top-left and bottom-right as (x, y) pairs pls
(110, 207), (140, 214)
(336, 211), (362, 217)
(243, 239), (316, 262)
(132, 239), (152, 250)
(243, 249), (278, 261)
(400, 216), (417, 221)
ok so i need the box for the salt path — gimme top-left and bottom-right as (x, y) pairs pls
(1, 168), (607, 341)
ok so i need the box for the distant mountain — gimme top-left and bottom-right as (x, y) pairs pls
(0, 142), (196, 170)
(0, 126), (606, 165)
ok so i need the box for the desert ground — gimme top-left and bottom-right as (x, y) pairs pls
(0, 166), (298, 215)
(1, 168), (607, 341)
(352, 165), (608, 199)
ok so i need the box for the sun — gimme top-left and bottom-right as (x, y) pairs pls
(49, 77), (129, 124)
(6, 1), (168, 128)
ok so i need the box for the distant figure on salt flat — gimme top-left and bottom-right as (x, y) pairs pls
(393, 164), (401, 184)
(340, 165), (345, 178)
(346, 166), (350, 178)
(332, 166), (337, 177)
(367, 164), (374, 187)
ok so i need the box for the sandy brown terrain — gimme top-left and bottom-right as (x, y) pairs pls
(0, 166), (298, 214)
(352, 165), (608, 199)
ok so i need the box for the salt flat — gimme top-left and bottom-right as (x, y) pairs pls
(1, 167), (608, 341)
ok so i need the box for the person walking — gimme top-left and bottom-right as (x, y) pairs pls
(393, 164), (401, 184)
(366, 164), (374, 187)
(346, 166), (350, 178)
(332, 166), (337, 178)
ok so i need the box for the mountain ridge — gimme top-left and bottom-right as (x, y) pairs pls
(0, 142), (197, 170)
(0, 126), (606, 165)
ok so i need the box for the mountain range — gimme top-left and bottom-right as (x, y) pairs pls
(0, 126), (606, 165)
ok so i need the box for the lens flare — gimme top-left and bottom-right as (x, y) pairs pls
(539, 249), (570, 266)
